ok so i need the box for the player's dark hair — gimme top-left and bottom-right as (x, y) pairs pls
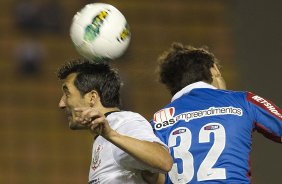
(57, 58), (121, 108)
(157, 42), (219, 96)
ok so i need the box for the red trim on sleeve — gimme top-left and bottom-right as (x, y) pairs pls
(255, 122), (281, 143)
(247, 92), (282, 121)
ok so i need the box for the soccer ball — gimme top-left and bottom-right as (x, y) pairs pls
(70, 3), (131, 61)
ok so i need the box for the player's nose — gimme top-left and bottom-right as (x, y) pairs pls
(58, 96), (66, 109)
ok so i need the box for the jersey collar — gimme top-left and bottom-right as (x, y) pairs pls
(104, 110), (120, 117)
(171, 81), (217, 102)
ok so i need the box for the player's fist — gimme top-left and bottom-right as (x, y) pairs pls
(74, 107), (115, 138)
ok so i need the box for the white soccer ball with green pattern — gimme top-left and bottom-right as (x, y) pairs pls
(70, 3), (131, 61)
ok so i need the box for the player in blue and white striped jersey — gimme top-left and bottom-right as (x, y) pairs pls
(151, 43), (282, 184)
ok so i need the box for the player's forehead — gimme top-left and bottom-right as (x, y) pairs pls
(61, 73), (77, 91)
(61, 83), (69, 93)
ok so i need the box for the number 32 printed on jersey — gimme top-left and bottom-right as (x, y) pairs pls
(168, 122), (226, 183)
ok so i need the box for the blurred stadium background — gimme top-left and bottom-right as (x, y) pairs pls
(0, 0), (281, 183)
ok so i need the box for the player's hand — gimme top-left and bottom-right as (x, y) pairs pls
(213, 75), (226, 90)
(211, 64), (226, 90)
(74, 107), (116, 139)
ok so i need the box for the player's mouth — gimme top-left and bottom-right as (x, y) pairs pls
(64, 109), (73, 120)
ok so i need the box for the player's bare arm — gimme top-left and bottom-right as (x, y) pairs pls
(74, 107), (173, 173)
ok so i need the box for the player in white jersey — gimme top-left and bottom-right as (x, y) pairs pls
(57, 59), (173, 184)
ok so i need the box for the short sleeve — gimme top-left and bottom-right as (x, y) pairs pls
(246, 92), (282, 143)
(112, 113), (166, 173)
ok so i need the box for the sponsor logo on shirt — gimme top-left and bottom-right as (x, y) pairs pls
(247, 92), (282, 120)
(91, 145), (103, 171)
(204, 124), (220, 130)
(153, 106), (243, 130)
(172, 128), (186, 135)
(153, 107), (176, 130)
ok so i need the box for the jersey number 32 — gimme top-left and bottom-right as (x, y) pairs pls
(168, 122), (226, 183)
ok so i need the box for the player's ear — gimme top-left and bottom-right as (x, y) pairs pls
(85, 90), (100, 107)
(210, 63), (226, 90)
(210, 63), (221, 77)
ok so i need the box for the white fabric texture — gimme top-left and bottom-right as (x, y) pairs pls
(88, 111), (165, 184)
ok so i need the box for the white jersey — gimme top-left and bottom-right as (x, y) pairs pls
(88, 111), (166, 184)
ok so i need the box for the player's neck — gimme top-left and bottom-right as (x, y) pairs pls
(102, 107), (120, 116)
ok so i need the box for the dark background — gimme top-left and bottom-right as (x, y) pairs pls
(0, 0), (281, 183)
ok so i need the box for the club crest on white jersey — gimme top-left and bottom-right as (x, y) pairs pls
(91, 145), (103, 171)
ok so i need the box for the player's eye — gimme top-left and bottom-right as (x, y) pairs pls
(65, 92), (71, 98)
(63, 91), (70, 98)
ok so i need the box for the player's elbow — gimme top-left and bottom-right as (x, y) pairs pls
(158, 154), (173, 173)
(164, 156), (173, 172)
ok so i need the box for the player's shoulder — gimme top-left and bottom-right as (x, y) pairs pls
(112, 111), (147, 120)
(182, 88), (248, 105)
(219, 90), (268, 104)
(107, 111), (148, 129)
(205, 88), (248, 100)
(202, 88), (246, 96)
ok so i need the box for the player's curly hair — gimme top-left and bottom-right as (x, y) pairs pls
(57, 58), (121, 108)
(157, 42), (220, 96)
